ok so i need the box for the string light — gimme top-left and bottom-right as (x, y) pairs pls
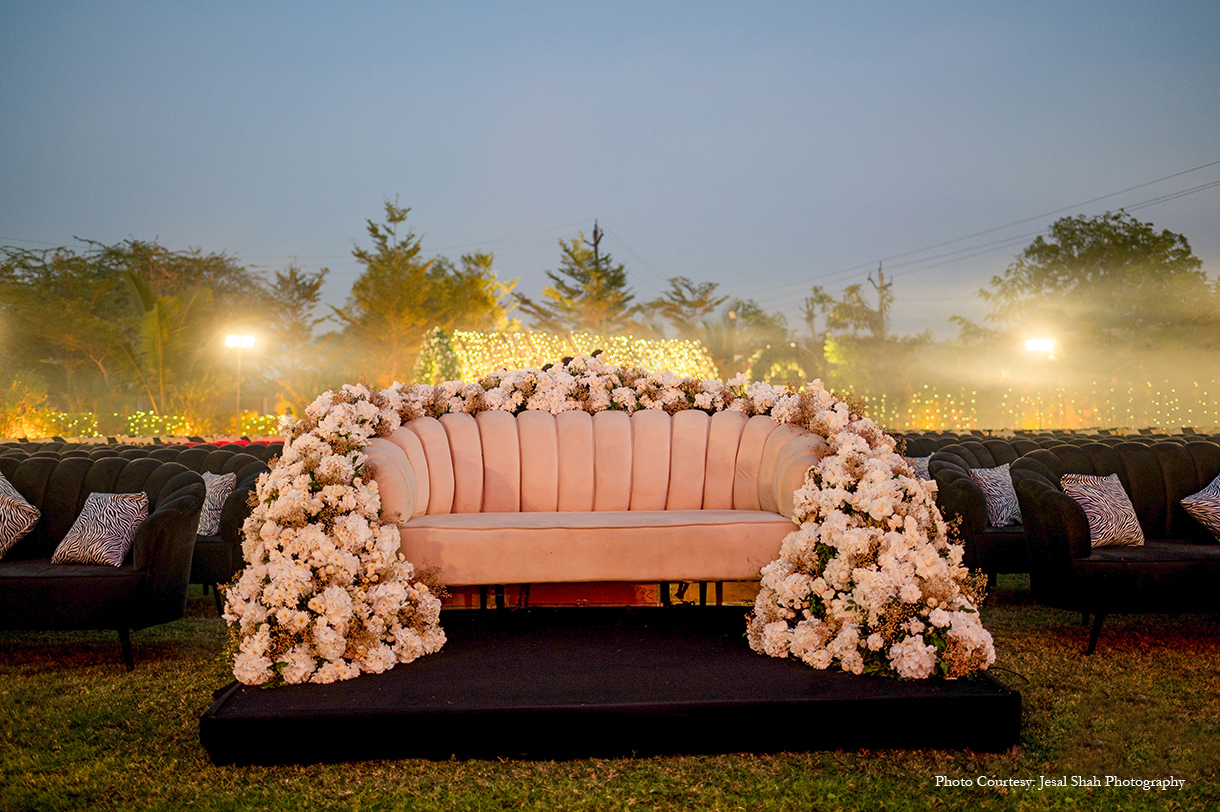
(450, 330), (719, 380)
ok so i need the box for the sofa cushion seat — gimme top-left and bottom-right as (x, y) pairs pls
(966, 527), (1029, 572)
(400, 509), (796, 586)
(1080, 539), (1220, 564)
(191, 532), (240, 582)
(1072, 539), (1220, 612)
(0, 557), (145, 629)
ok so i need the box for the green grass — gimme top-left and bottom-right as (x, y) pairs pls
(2, 578), (1217, 812)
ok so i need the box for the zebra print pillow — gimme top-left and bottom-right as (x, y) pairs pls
(0, 471), (40, 560)
(1060, 473), (1144, 548)
(198, 472), (236, 536)
(903, 455), (932, 481)
(1181, 473), (1220, 539)
(51, 492), (149, 567)
(968, 464), (1022, 526)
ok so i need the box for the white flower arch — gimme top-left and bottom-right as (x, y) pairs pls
(224, 355), (993, 685)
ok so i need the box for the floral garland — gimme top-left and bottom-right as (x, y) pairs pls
(224, 354), (993, 685)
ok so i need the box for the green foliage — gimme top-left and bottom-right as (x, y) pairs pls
(643, 276), (728, 339)
(0, 244), (132, 411)
(516, 233), (639, 335)
(972, 211), (1215, 351)
(265, 262), (330, 417)
(701, 300), (789, 378)
(0, 239), (268, 432)
(0, 369), (49, 437)
(333, 200), (516, 386)
(413, 327), (463, 385)
(826, 281), (891, 338)
(122, 271), (218, 416)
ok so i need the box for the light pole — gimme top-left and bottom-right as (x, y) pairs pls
(226, 334), (255, 434)
(1025, 338), (1056, 429)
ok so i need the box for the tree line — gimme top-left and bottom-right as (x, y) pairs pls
(1, 200), (1214, 434)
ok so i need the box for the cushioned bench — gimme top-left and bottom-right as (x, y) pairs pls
(366, 409), (826, 604)
(0, 455), (205, 669)
(1011, 441), (1220, 652)
(0, 444), (272, 611)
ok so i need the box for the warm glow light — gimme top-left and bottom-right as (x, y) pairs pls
(1025, 338), (1055, 353)
(450, 330), (719, 380)
(226, 334), (255, 348)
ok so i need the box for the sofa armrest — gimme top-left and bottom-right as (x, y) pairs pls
(932, 467), (988, 538)
(1015, 475), (1091, 606)
(130, 479), (205, 627)
(219, 473), (261, 551)
(365, 438), (418, 524)
(769, 435), (827, 520)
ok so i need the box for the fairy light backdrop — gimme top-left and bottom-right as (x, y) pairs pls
(450, 330), (719, 380)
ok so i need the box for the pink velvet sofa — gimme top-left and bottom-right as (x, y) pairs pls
(366, 409), (824, 597)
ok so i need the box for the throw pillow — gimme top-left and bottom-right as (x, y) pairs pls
(903, 455), (931, 481)
(199, 471), (237, 536)
(1060, 473), (1144, 548)
(0, 471), (40, 560)
(1181, 473), (1220, 539)
(51, 492), (149, 567)
(968, 464), (1022, 526)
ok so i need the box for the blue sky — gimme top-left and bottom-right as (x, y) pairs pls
(2, 1), (1218, 338)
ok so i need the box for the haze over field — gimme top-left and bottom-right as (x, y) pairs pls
(2, 1), (1218, 340)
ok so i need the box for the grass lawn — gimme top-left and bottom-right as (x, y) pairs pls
(2, 576), (1217, 812)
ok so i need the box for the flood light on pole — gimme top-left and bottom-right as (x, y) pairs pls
(226, 334), (255, 434)
(1025, 338), (1056, 357)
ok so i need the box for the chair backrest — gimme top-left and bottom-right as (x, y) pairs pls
(1011, 441), (1220, 541)
(0, 455), (199, 559)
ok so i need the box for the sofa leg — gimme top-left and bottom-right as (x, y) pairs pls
(699, 581), (708, 606)
(1086, 612), (1107, 655)
(495, 585), (506, 610)
(118, 628), (134, 672)
(212, 584), (224, 616)
(660, 582), (671, 607)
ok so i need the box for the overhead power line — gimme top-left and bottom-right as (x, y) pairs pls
(744, 158), (1220, 305)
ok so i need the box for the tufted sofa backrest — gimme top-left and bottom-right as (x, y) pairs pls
(1010, 441), (1220, 542)
(366, 410), (824, 520)
(0, 455), (201, 560)
(927, 438), (1040, 479)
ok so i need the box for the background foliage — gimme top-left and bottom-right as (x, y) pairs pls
(2, 207), (1216, 435)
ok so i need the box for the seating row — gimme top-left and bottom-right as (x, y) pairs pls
(923, 437), (1220, 651)
(0, 444), (272, 611)
(0, 456), (205, 669)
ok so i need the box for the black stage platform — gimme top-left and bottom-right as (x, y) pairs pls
(201, 607), (1020, 764)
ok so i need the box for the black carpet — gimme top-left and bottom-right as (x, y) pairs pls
(200, 607), (1020, 764)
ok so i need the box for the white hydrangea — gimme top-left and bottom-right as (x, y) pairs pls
(227, 359), (992, 686)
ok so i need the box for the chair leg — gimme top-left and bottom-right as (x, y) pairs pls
(699, 581), (708, 606)
(1086, 612), (1107, 655)
(660, 582), (671, 606)
(479, 585), (489, 610)
(212, 584), (224, 616)
(494, 584), (505, 610)
(516, 584), (530, 610)
(715, 581), (724, 606)
(117, 628), (134, 672)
